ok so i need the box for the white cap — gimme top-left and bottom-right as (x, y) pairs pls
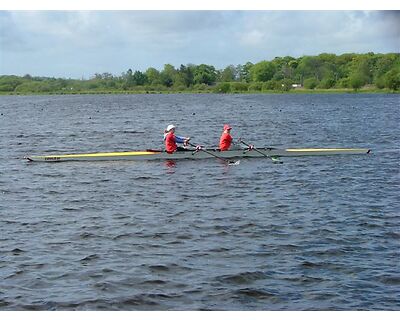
(166, 124), (175, 131)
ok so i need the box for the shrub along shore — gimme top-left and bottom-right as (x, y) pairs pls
(1, 53), (399, 95)
(0, 87), (395, 95)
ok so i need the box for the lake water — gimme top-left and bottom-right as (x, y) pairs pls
(0, 93), (399, 310)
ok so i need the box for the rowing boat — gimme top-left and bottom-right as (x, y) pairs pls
(25, 147), (371, 162)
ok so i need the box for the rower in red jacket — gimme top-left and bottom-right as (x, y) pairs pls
(164, 124), (190, 153)
(219, 124), (233, 151)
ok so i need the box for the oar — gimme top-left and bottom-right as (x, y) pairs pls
(238, 139), (283, 164)
(188, 142), (240, 166)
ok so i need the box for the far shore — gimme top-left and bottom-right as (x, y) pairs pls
(0, 87), (397, 96)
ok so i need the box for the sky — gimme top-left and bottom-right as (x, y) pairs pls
(0, 7), (399, 79)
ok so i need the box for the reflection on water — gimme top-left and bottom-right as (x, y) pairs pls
(164, 160), (177, 174)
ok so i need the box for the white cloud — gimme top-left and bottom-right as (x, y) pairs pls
(239, 29), (265, 46)
(0, 10), (398, 78)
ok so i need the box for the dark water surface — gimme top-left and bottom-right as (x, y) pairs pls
(0, 94), (399, 310)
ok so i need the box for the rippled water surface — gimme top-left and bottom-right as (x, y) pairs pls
(0, 93), (399, 310)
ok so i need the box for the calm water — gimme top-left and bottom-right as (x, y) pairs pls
(0, 93), (399, 310)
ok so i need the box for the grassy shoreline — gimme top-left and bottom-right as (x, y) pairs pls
(0, 88), (397, 96)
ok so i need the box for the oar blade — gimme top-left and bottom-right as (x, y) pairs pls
(228, 160), (240, 166)
(271, 156), (283, 164)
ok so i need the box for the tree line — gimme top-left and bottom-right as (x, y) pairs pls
(1, 52), (399, 94)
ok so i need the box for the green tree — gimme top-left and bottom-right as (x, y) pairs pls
(132, 71), (147, 85)
(349, 72), (365, 91)
(350, 54), (374, 85)
(296, 56), (323, 84)
(250, 61), (276, 82)
(289, 60), (298, 70)
(178, 64), (195, 87)
(280, 79), (293, 91)
(123, 69), (134, 88)
(270, 56), (296, 80)
(160, 64), (176, 87)
(0, 75), (23, 92)
(101, 72), (113, 79)
(303, 77), (319, 89)
(333, 53), (354, 81)
(373, 53), (400, 86)
(219, 65), (236, 82)
(236, 62), (253, 82)
(318, 76), (336, 89)
(2, 52), (399, 94)
(194, 64), (217, 85)
(145, 67), (161, 85)
(384, 69), (400, 91)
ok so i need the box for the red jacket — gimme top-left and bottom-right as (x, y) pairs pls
(165, 132), (177, 153)
(219, 132), (232, 151)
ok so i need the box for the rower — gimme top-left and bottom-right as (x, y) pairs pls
(219, 124), (233, 151)
(164, 124), (190, 153)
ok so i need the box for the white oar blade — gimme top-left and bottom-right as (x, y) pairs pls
(229, 160), (240, 166)
(271, 156), (283, 164)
